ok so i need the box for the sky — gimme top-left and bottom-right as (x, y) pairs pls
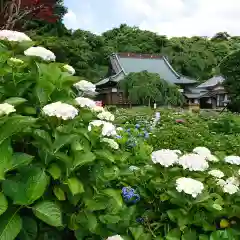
(63, 0), (240, 37)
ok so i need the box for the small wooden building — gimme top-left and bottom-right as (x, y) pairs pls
(196, 76), (229, 109)
(95, 53), (197, 106)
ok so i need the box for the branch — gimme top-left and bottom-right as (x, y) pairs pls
(0, 0), (45, 30)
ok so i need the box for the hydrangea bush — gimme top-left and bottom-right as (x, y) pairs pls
(1, 30), (240, 240)
(0, 30), (149, 240)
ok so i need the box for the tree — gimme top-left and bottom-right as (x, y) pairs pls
(25, 24), (240, 85)
(219, 49), (240, 112)
(119, 71), (184, 107)
(0, 0), (63, 30)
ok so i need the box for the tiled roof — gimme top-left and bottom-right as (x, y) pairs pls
(116, 53), (196, 84)
(197, 76), (225, 88)
(96, 53), (197, 86)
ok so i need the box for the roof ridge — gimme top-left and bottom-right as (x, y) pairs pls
(116, 52), (163, 59)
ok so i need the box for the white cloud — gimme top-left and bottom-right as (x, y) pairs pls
(119, 0), (240, 37)
(63, 9), (79, 30)
(63, 5), (96, 32)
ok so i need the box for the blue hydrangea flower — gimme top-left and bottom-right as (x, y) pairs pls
(144, 132), (149, 139)
(126, 128), (131, 132)
(121, 187), (140, 204)
(135, 124), (140, 129)
(115, 135), (122, 139)
(136, 217), (145, 224)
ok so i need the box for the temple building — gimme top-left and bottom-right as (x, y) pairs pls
(193, 76), (229, 108)
(95, 53), (228, 108)
(95, 53), (196, 105)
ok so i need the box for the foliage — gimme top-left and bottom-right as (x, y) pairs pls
(115, 108), (240, 156)
(22, 22), (240, 84)
(113, 107), (240, 239)
(119, 71), (184, 106)
(0, 36), (153, 239)
(0, 0), (65, 30)
(220, 49), (240, 112)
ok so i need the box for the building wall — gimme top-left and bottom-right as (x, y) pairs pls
(97, 88), (129, 105)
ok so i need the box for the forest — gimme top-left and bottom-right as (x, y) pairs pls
(28, 20), (240, 84)
(1, 0), (239, 84)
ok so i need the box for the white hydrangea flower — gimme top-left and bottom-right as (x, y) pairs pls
(151, 149), (179, 167)
(193, 147), (211, 157)
(178, 153), (209, 171)
(102, 122), (117, 136)
(63, 64), (75, 75)
(106, 235), (123, 240)
(217, 179), (226, 187)
(91, 106), (104, 112)
(43, 101), (78, 120)
(88, 120), (105, 130)
(225, 156), (240, 165)
(9, 57), (24, 64)
(0, 30), (31, 42)
(74, 80), (96, 94)
(176, 177), (204, 198)
(101, 138), (119, 149)
(0, 103), (16, 116)
(206, 154), (219, 162)
(238, 169), (240, 175)
(75, 97), (96, 109)
(193, 146), (218, 162)
(226, 177), (240, 187)
(116, 127), (123, 131)
(217, 178), (239, 194)
(223, 183), (239, 195)
(208, 169), (224, 178)
(24, 46), (56, 61)
(88, 120), (116, 136)
(97, 111), (115, 121)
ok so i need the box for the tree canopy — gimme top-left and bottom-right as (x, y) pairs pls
(22, 23), (240, 84)
(220, 49), (240, 112)
(119, 71), (184, 106)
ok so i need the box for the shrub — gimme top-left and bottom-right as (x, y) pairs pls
(2, 31), (240, 240)
(0, 31), (153, 240)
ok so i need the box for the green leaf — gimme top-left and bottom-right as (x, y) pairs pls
(53, 186), (66, 201)
(0, 194), (7, 217)
(67, 177), (84, 195)
(73, 151), (96, 169)
(33, 129), (52, 148)
(3, 167), (49, 205)
(94, 150), (115, 163)
(84, 197), (108, 211)
(0, 210), (22, 240)
(4, 97), (27, 106)
(22, 107), (37, 115)
(166, 228), (181, 240)
(129, 226), (144, 239)
(0, 116), (36, 144)
(76, 212), (97, 233)
(2, 179), (28, 205)
(47, 163), (61, 180)
(182, 230), (197, 240)
(33, 201), (62, 227)
(68, 213), (80, 231)
(99, 214), (121, 224)
(52, 134), (77, 153)
(18, 217), (37, 240)
(0, 140), (12, 180)
(199, 235), (209, 240)
(25, 167), (49, 204)
(10, 153), (34, 170)
(102, 189), (123, 212)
